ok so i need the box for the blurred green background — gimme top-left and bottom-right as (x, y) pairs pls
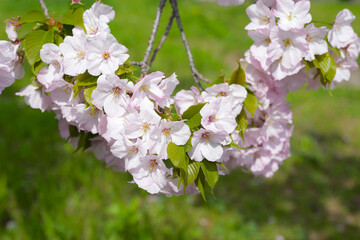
(1, 0), (360, 239)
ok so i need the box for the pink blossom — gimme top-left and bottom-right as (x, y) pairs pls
(5, 17), (21, 41)
(60, 28), (88, 76)
(245, 0), (273, 31)
(189, 129), (228, 162)
(157, 73), (179, 108)
(124, 98), (161, 142)
(131, 71), (166, 104)
(328, 9), (356, 49)
(200, 97), (240, 134)
(304, 24), (329, 61)
(91, 74), (131, 117)
(173, 86), (203, 114)
(74, 104), (104, 134)
(0, 64), (14, 94)
(110, 137), (147, 171)
(16, 84), (52, 112)
(247, 28), (272, 70)
(268, 27), (308, 73)
(87, 32), (129, 76)
(130, 155), (171, 194)
(274, 0), (312, 31)
(150, 120), (191, 158)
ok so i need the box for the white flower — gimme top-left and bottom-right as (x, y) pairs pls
(188, 129), (228, 162)
(328, 9), (356, 49)
(0, 64), (14, 94)
(245, 0), (273, 31)
(60, 28), (88, 76)
(131, 71), (166, 104)
(130, 155), (171, 194)
(87, 32), (129, 76)
(124, 98), (161, 145)
(274, 0), (312, 31)
(150, 120), (191, 158)
(110, 137), (147, 171)
(173, 86), (203, 114)
(200, 97), (240, 134)
(91, 74), (131, 117)
(304, 23), (329, 61)
(16, 84), (52, 112)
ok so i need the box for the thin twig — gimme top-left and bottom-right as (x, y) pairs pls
(140, 0), (167, 75)
(39, 0), (50, 19)
(169, 0), (210, 90)
(130, 61), (142, 67)
(148, 12), (175, 71)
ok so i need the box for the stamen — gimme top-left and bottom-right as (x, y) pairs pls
(103, 51), (110, 60)
(283, 39), (292, 47)
(201, 132), (210, 142)
(113, 87), (122, 98)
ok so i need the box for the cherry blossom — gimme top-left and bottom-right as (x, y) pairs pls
(87, 32), (129, 76)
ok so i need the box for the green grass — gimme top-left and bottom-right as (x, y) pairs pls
(1, 0), (360, 239)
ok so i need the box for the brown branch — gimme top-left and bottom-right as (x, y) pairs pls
(169, 0), (211, 90)
(140, 0), (167, 75)
(148, 12), (175, 72)
(39, 0), (49, 19)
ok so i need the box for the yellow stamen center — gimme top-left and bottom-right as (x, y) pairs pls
(201, 132), (210, 142)
(283, 39), (292, 47)
(113, 87), (122, 98)
(288, 12), (293, 21)
(219, 91), (227, 97)
(261, 17), (269, 24)
(149, 159), (158, 171)
(77, 51), (85, 59)
(128, 146), (138, 156)
(103, 51), (110, 60)
(142, 123), (150, 132)
(162, 128), (171, 137)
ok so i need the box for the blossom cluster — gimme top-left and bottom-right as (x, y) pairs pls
(0, 17), (24, 94)
(6, 2), (250, 196)
(0, 0), (359, 197)
(222, 0), (360, 178)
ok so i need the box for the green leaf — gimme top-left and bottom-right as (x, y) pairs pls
(304, 60), (315, 71)
(68, 125), (80, 138)
(116, 60), (134, 76)
(219, 163), (228, 171)
(182, 103), (206, 120)
(18, 10), (46, 24)
(184, 161), (200, 186)
(185, 112), (202, 129)
(225, 141), (245, 150)
(76, 131), (96, 151)
(31, 61), (46, 75)
(208, 71), (226, 87)
(167, 142), (189, 172)
(195, 170), (206, 201)
(83, 84), (97, 112)
(54, 33), (64, 45)
(229, 61), (246, 86)
(243, 92), (258, 117)
(24, 29), (54, 65)
(75, 72), (98, 86)
(195, 170), (215, 201)
(200, 160), (219, 189)
(313, 53), (337, 86)
(62, 8), (85, 30)
(236, 109), (248, 141)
